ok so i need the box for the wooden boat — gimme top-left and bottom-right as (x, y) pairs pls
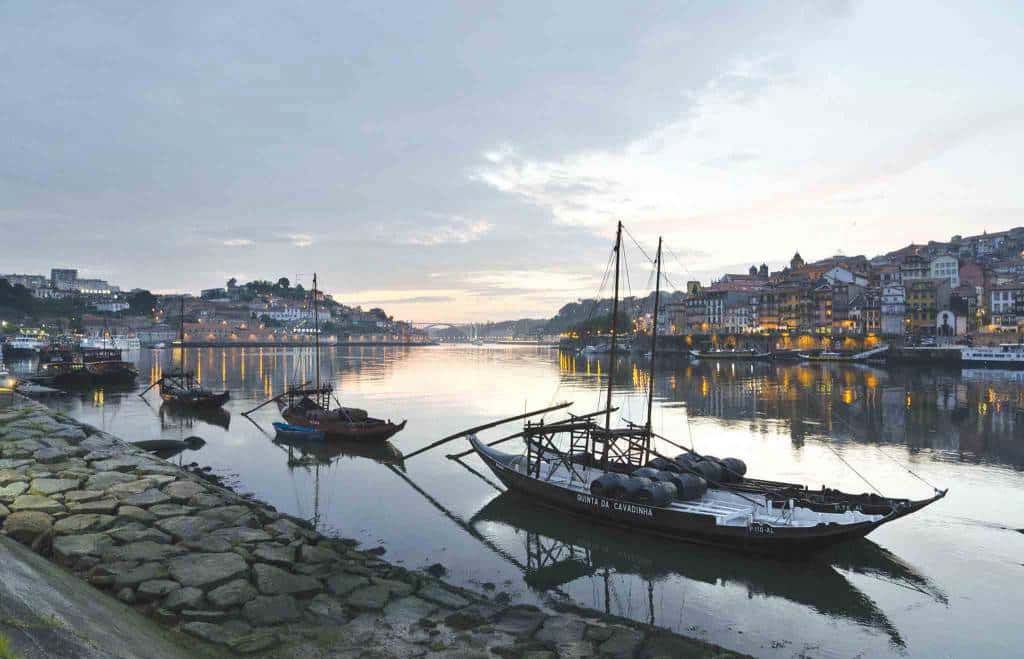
(266, 273), (406, 442)
(690, 348), (770, 360)
(35, 348), (138, 388)
(468, 224), (946, 555)
(156, 370), (230, 408)
(799, 351), (853, 362)
(141, 297), (230, 409)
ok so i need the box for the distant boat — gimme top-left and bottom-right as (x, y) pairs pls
(272, 273), (406, 443)
(140, 296), (229, 409)
(800, 346), (889, 363)
(156, 370), (230, 409)
(472, 338), (485, 346)
(80, 335), (141, 351)
(36, 349), (139, 388)
(799, 351), (848, 361)
(691, 348), (770, 360)
(151, 342), (167, 349)
(960, 344), (1024, 368)
(3, 335), (47, 358)
(580, 342), (630, 356)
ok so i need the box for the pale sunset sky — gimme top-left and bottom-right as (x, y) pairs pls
(2, 2), (1022, 321)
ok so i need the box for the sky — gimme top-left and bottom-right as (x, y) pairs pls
(2, 1), (1023, 322)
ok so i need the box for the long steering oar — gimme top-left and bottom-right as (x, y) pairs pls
(446, 406), (619, 460)
(403, 401), (572, 461)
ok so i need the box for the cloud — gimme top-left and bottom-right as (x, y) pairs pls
(360, 295), (455, 305)
(283, 234), (313, 248)
(391, 215), (491, 246)
(3, 1), (1023, 323)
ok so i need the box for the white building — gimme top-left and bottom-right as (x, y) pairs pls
(93, 301), (130, 313)
(929, 256), (960, 288)
(76, 278), (117, 296)
(823, 266), (869, 287)
(263, 307), (333, 323)
(880, 285), (906, 336)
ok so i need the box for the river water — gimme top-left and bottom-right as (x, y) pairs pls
(12, 345), (1024, 658)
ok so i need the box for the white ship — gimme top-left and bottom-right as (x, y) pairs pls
(80, 335), (142, 351)
(960, 344), (1024, 367)
(4, 335), (47, 356)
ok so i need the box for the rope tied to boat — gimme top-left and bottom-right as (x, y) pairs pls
(875, 446), (943, 494)
(824, 441), (883, 496)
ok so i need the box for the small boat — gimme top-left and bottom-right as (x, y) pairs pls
(273, 421), (326, 441)
(265, 273), (406, 443)
(800, 351), (852, 362)
(690, 348), (770, 360)
(80, 334), (142, 351)
(151, 342), (167, 349)
(141, 296), (231, 409)
(580, 342), (630, 356)
(3, 334), (47, 358)
(35, 348), (138, 388)
(157, 370), (230, 408)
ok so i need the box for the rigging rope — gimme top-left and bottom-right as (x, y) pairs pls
(830, 404), (942, 494)
(623, 225), (655, 264)
(876, 445), (942, 492)
(823, 441), (884, 496)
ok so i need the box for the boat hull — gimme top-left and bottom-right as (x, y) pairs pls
(470, 439), (943, 556)
(281, 410), (406, 443)
(160, 391), (230, 409)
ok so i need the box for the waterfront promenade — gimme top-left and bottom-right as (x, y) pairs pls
(0, 394), (743, 658)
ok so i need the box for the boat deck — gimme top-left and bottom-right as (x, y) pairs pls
(517, 457), (884, 529)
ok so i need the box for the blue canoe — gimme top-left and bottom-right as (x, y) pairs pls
(273, 422), (326, 441)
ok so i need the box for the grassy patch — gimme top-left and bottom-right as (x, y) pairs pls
(0, 633), (22, 659)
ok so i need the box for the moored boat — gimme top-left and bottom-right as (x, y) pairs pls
(156, 370), (230, 408)
(690, 348), (770, 360)
(960, 343), (1024, 368)
(3, 334), (48, 358)
(251, 273), (406, 443)
(467, 223), (945, 555)
(80, 334), (142, 351)
(35, 348), (138, 388)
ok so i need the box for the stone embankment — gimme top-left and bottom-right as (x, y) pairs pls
(0, 396), (746, 658)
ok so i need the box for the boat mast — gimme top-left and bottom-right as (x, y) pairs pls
(646, 237), (662, 431)
(604, 221), (623, 431)
(313, 273), (320, 389)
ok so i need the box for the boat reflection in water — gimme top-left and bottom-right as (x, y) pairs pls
(272, 433), (404, 467)
(159, 402), (231, 431)
(472, 492), (948, 648)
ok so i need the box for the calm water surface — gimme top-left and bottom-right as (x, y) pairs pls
(15, 345), (1024, 658)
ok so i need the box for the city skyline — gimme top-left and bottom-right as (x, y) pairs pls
(3, 2), (1023, 322)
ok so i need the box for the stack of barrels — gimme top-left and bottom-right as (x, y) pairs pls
(589, 453), (747, 507)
